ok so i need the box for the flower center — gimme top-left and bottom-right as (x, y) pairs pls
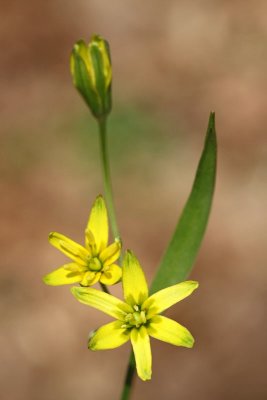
(123, 305), (147, 329)
(88, 256), (102, 272)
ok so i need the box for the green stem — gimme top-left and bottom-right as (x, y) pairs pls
(99, 282), (110, 294)
(120, 351), (136, 400)
(98, 117), (135, 399)
(98, 117), (120, 240)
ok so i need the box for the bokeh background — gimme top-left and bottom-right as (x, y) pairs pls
(1, 1), (267, 399)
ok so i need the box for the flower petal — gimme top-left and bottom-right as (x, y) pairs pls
(130, 326), (152, 381)
(89, 320), (130, 350)
(122, 251), (148, 306)
(86, 195), (108, 254)
(63, 263), (87, 272)
(71, 287), (132, 319)
(143, 281), (199, 318)
(99, 239), (121, 266)
(80, 271), (101, 286)
(84, 229), (96, 256)
(43, 266), (83, 286)
(148, 315), (194, 348)
(49, 232), (88, 266)
(100, 264), (122, 285)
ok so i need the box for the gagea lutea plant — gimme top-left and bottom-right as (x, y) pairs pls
(43, 34), (217, 400)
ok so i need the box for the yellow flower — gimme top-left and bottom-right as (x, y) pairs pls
(71, 250), (198, 381)
(70, 35), (112, 118)
(43, 196), (121, 287)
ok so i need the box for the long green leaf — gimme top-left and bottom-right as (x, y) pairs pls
(150, 112), (217, 294)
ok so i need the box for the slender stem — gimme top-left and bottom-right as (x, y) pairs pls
(97, 118), (116, 298)
(98, 117), (120, 240)
(99, 282), (110, 294)
(98, 117), (136, 399)
(120, 351), (136, 400)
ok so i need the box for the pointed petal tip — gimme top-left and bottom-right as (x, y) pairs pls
(88, 341), (97, 351)
(186, 280), (199, 291)
(48, 232), (55, 241)
(94, 194), (105, 205)
(42, 271), (61, 286)
(42, 275), (60, 286)
(70, 286), (78, 295)
(88, 330), (97, 351)
(187, 336), (195, 348)
(42, 275), (50, 285)
(186, 280), (199, 297)
(193, 281), (199, 290)
(125, 249), (136, 260)
(139, 371), (152, 381)
(91, 194), (106, 213)
(123, 250), (133, 265)
(183, 333), (195, 348)
(88, 343), (97, 351)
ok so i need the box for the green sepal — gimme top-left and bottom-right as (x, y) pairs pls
(89, 42), (111, 115)
(150, 112), (217, 293)
(71, 47), (101, 117)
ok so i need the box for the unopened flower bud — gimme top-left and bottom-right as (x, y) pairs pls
(70, 35), (112, 119)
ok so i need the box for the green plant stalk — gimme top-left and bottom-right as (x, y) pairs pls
(98, 117), (135, 399)
(98, 117), (119, 295)
(120, 351), (136, 400)
(98, 117), (120, 240)
(99, 282), (110, 294)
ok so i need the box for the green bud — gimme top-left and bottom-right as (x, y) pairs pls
(70, 35), (112, 119)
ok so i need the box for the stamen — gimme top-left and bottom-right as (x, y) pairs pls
(123, 308), (147, 328)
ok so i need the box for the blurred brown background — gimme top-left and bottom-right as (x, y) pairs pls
(1, 1), (266, 399)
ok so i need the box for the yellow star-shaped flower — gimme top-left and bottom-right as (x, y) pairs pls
(43, 195), (122, 287)
(71, 250), (198, 381)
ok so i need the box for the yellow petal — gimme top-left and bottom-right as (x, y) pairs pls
(84, 229), (96, 256)
(100, 264), (122, 285)
(64, 262), (87, 272)
(71, 287), (132, 319)
(43, 266), (83, 286)
(148, 315), (194, 348)
(130, 326), (152, 381)
(80, 271), (101, 287)
(143, 281), (199, 319)
(99, 239), (121, 266)
(49, 232), (88, 266)
(122, 250), (148, 306)
(86, 196), (108, 254)
(89, 320), (130, 350)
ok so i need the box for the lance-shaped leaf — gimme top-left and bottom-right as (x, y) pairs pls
(150, 112), (217, 293)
